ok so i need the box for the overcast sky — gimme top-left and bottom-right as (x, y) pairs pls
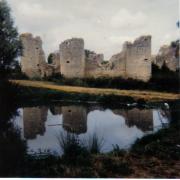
(6, 0), (179, 59)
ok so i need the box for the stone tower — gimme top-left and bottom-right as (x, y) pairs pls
(59, 38), (85, 78)
(124, 36), (152, 82)
(20, 33), (47, 78)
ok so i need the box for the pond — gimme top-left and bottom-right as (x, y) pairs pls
(12, 103), (170, 155)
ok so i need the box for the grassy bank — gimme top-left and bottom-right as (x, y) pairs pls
(11, 80), (179, 102)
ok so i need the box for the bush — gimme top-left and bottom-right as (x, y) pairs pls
(0, 81), (23, 105)
(150, 63), (179, 92)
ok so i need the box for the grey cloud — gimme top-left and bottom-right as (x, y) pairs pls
(7, 0), (179, 59)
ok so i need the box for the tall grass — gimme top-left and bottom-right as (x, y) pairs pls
(57, 131), (91, 166)
(85, 132), (105, 154)
(57, 132), (81, 155)
(57, 131), (105, 155)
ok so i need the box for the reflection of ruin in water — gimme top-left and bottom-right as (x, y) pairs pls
(23, 107), (48, 139)
(125, 109), (153, 131)
(112, 108), (153, 132)
(23, 105), (169, 139)
(62, 106), (87, 134)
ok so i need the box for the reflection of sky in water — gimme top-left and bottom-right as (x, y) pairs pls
(13, 107), (170, 155)
(82, 110), (144, 152)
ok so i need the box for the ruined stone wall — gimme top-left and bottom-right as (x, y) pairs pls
(20, 33), (54, 78)
(60, 38), (85, 78)
(108, 51), (126, 76)
(153, 45), (179, 71)
(84, 50), (112, 78)
(84, 36), (151, 81)
(85, 50), (127, 78)
(20, 33), (46, 78)
(125, 36), (152, 82)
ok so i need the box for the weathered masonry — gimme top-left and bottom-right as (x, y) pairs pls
(20, 33), (178, 82)
(20, 33), (54, 78)
(60, 38), (85, 78)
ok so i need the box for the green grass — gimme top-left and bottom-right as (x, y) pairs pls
(11, 80), (180, 102)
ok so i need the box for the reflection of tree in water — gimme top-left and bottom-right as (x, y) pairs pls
(0, 103), (27, 177)
(169, 101), (180, 128)
(49, 106), (62, 115)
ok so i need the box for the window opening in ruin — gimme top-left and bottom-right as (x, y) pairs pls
(144, 59), (148, 61)
(66, 61), (70, 63)
(68, 110), (71, 112)
(36, 48), (39, 50)
(37, 64), (39, 66)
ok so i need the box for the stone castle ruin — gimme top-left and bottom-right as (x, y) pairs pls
(20, 33), (179, 82)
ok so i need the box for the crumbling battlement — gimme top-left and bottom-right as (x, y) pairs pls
(21, 33), (177, 82)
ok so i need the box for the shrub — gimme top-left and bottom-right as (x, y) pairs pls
(0, 81), (23, 105)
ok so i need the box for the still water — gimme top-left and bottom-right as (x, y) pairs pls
(13, 104), (170, 155)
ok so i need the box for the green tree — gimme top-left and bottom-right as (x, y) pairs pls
(0, 0), (22, 79)
(47, 53), (53, 64)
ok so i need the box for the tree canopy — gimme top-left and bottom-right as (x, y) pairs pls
(0, 0), (22, 79)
